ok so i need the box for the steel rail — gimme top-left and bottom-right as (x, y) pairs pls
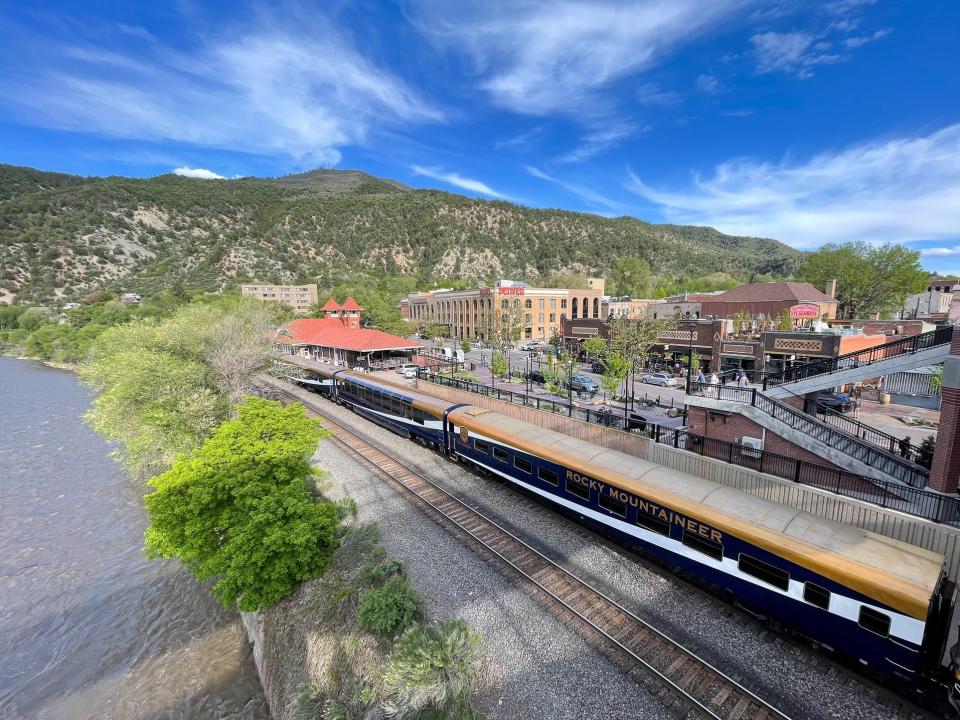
(272, 381), (794, 720)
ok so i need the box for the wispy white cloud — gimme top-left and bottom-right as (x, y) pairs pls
(695, 73), (722, 95)
(721, 109), (755, 117)
(410, 165), (510, 199)
(625, 124), (960, 248)
(557, 123), (643, 164)
(637, 83), (682, 107)
(525, 165), (625, 214)
(173, 166), (225, 180)
(844, 28), (889, 48)
(409, 0), (751, 116)
(495, 126), (547, 150)
(751, 31), (843, 78)
(0, 8), (442, 165)
(920, 247), (960, 258)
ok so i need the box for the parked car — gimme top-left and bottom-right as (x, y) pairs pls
(589, 358), (606, 373)
(396, 363), (419, 375)
(519, 340), (546, 351)
(526, 369), (547, 384)
(569, 374), (600, 393)
(810, 391), (853, 413)
(401, 367), (419, 379)
(641, 372), (678, 387)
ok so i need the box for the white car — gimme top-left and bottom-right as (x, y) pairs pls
(641, 372), (678, 387)
(396, 363), (419, 375)
(401, 367), (419, 379)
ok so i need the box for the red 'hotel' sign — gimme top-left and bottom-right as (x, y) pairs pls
(789, 303), (821, 319)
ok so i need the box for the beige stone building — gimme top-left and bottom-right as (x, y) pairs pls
(240, 283), (319, 314)
(402, 279), (605, 342)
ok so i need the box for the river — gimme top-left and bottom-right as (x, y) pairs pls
(0, 357), (269, 720)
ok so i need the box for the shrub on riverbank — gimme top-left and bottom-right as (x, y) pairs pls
(280, 522), (485, 720)
(145, 397), (339, 611)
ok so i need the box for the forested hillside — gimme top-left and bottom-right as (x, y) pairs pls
(0, 163), (802, 303)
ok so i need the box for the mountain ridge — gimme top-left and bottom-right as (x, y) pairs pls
(0, 163), (802, 303)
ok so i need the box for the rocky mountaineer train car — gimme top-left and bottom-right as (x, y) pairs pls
(286, 360), (457, 446)
(447, 406), (955, 682)
(281, 358), (955, 686)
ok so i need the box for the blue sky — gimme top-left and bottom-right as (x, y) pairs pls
(1, 1), (958, 273)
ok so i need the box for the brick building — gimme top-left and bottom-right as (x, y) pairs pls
(280, 297), (420, 368)
(928, 331), (960, 494)
(699, 282), (838, 323)
(241, 283), (319, 314)
(402, 278), (605, 342)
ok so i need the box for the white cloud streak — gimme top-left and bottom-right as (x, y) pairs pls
(625, 124), (960, 249)
(920, 247), (960, 258)
(525, 165), (625, 214)
(410, 165), (510, 199)
(409, 0), (750, 116)
(173, 166), (225, 179)
(1, 9), (442, 165)
(557, 123), (643, 164)
(751, 31), (843, 78)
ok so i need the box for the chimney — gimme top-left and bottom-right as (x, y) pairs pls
(825, 279), (837, 299)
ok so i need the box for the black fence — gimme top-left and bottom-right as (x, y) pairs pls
(806, 399), (927, 461)
(689, 382), (930, 488)
(419, 370), (959, 523)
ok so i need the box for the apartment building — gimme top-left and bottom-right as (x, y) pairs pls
(403, 278), (605, 341)
(240, 283), (319, 314)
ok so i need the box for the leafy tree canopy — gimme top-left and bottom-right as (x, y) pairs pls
(800, 241), (927, 319)
(144, 397), (337, 611)
(610, 256), (653, 298)
(540, 272), (590, 289)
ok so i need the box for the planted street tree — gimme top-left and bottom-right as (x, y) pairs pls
(607, 309), (678, 406)
(144, 398), (339, 611)
(600, 351), (630, 403)
(581, 335), (608, 364)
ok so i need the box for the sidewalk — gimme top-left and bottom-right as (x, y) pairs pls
(855, 399), (939, 440)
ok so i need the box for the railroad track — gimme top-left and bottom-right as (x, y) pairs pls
(272, 381), (793, 720)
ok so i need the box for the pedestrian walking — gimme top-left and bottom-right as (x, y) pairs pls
(696, 368), (706, 385)
(899, 435), (912, 460)
(736, 369), (747, 387)
(708, 371), (719, 398)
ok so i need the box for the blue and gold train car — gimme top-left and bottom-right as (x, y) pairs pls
(446, 406), (954, 681)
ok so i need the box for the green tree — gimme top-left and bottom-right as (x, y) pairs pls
(581, 335), (608, 362)
(600, 351), (630, 401)
(777, 309), (793, 331)
(541, 272), (590, 289)
(460, 338), (471, 354)
(144, 398), (338, 611)
(18, 306), (55, 330)
(610, 256), (653, 298)
(490, 351), (508, 379)
(801, 242), (928, 319)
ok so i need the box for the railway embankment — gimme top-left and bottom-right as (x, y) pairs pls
(245, 391), (674, 720)
(275, 380), (935, 720)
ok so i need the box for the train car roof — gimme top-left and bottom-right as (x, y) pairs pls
(450, 407), (944, 619)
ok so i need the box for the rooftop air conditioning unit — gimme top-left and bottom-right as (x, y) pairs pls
(739, 436), (763, 458)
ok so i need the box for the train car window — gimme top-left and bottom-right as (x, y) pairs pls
(492, 446), (508, 463)
(737, 554), (789, 591)
(598, 493), (627, 518)
(803, 583), (831, 610)
(473, 439), (490, 454)
(514, 457), (532, 474)
(537, 467), (559, 486)
(682, 530), (723, 561)
(565, 479), (590, 500)
(636, 512), (670, 536)
(858, 607), (891, 637)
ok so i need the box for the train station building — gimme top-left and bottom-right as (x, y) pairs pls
(279, 297), (421, 369)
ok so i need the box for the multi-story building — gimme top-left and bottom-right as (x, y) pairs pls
(602, 297), (657, 319)
(900, 290), (953, 320)
(240, 283), (318, 314)
(403, 279), (605, 342)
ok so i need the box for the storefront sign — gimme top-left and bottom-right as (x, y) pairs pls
(789, 303), (820, 319)
(497, 286), (525, 296)
(721, 342), (757, 357)
(572, 326), (600, 336)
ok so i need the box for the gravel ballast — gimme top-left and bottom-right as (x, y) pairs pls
(291, 381), (934, 720)
(312, 410), (673, 720)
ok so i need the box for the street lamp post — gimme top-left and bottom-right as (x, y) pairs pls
(686, 327), (694, 395)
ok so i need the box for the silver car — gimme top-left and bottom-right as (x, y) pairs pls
(642, 372), (678, 387)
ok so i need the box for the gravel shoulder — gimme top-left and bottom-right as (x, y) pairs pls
(313, 408), (672, 720)
(303, 385), (935, 720)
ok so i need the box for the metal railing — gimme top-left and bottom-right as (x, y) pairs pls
(806, 400), (927, 461)
(761, 325), (954, 389)
(690, 383), (930, 488)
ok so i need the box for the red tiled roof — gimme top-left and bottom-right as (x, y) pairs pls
(710, 282), (834, 304)
(341, 296), (362, 310)
(321, 298), (342, 311)
(286, 318), (420, 352)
